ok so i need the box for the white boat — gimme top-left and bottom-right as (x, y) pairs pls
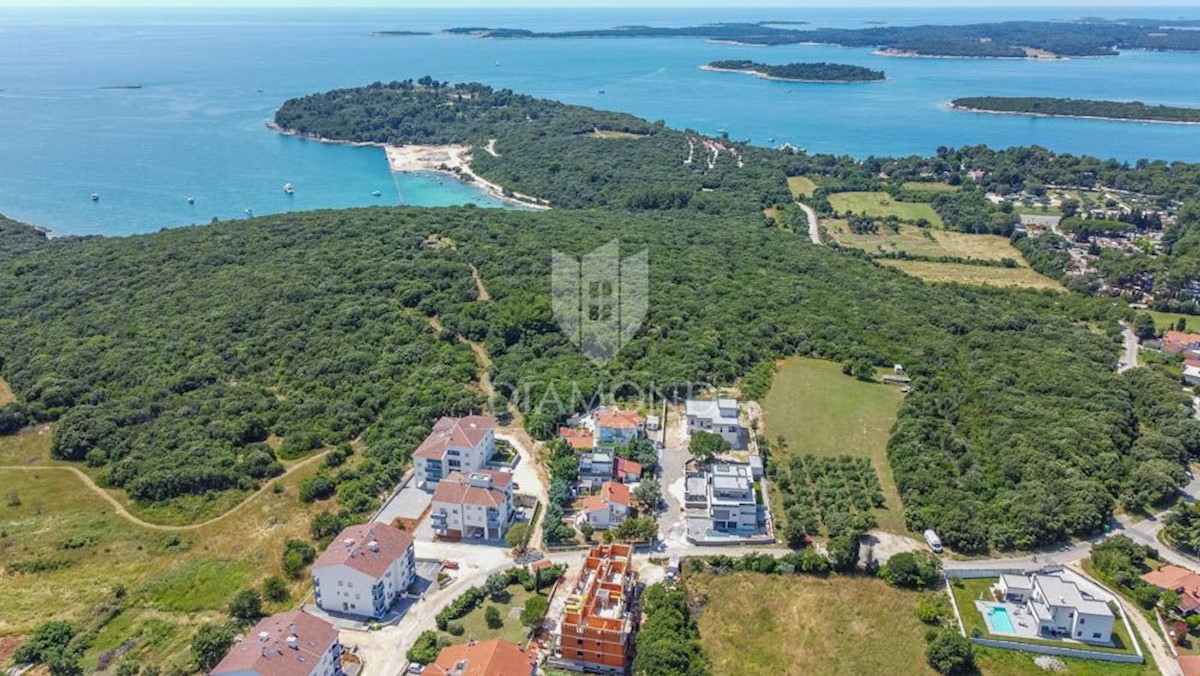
(186, 196), (194, 204)
(90, 193), (100, 202)
(372, 190), (382, 197)
(244, 207), (253, 217)
(283, 182), (294, 195)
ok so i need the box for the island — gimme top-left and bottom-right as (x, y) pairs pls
(370, 30), (433, 37)
(949, 97), (1200, 124)
(441, 19), (1200, 58)
(702, 60), (885, 83)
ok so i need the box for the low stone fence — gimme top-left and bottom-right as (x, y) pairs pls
(969, 638), (1144, 664)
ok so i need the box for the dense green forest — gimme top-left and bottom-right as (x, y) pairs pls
(444, 19), (1200, 57)
(705, 61), (885, 82)
(952, 97), (1200, 123)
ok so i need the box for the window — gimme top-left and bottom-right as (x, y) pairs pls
(1079, 617), (1085, 624)
(1093, 632), (1102, 639)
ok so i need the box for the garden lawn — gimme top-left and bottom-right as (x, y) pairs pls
(879, 260), (1065, 292)
(1146, 310), (1197, 333)
(762, 358), (905, 532)
(687, 572), (938, 675)
(442, 586), (542, 646)
(828, 191), (944, 227)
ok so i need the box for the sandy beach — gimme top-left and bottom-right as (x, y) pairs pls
(269, 123), (549, 210)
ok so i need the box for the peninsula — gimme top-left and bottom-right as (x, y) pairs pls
(949, 97), (1200, 124)
(702, 60), (885, 83)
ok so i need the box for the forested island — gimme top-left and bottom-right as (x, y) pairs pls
(444, 18), (1200, 58)
(703, 60), (885, 83)
(950, 97), (1200, 124)
(4, 78), (1200, 558)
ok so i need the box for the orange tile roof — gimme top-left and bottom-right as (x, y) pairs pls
(1163, 331), (1200, 354)
(1181, 655), (1200, 676)
(559, 427), (594, 450)
(413, 415), (496, 460)
(312, 522), (412, 580)
(615, 457), (642, 478)
(428, 639), (533, 676)
(212, 610), (338, 676)
(601, 480), (630, 507)
(594, 407), (643, 431)
(431, 470), (511, 508)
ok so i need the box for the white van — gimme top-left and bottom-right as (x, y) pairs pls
(924, 529), (943, 554)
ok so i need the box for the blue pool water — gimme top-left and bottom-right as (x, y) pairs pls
(2, 6), (1200, 235)
(988, 606), (1016, 634)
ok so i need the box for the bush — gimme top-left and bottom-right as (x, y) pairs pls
(13, 620), (75, 665)
(926, 630), (975, 675)
(191, 623), (236, 672)
(406, 630), (447, 665)
(228, 588), (263, 624)
(281, 538), (316, 578)
(262, 576), (290, 603)
(916, 600), (944, 624)
(485, 605), (503, 629)
(436, 586), (485, 630)
(299, 474), (336, 503)
(880, 551), (942, 590)
(522, 595), (550, 626)
(446, 621), (465, 636)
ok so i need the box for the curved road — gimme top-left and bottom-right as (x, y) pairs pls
(0, 449), (331, 532)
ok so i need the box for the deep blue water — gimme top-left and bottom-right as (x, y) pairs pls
(2, 6), (1200, 236)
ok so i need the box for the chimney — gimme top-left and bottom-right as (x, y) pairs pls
(287, 635), (299, 650)
(368, 540), (380, 552)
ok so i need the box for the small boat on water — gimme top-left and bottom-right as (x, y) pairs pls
(598, 89), (605, 94)
(283, 182), (295, 195)
(244, 207), (253, 217)
(372, 190), (382, 197)
(91, 193), (100, 202)
(186, 196), (194, 204)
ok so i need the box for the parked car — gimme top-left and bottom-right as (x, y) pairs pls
(443, 560), (460, 570)
(923, 529), (943, 554)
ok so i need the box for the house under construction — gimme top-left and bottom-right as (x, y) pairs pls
(548, 543), (639, 674)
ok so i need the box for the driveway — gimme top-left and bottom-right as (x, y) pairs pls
(1118, 321), (1140, 373)
(658, 405), (691, 548)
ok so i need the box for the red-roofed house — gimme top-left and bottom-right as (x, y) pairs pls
(594, 407), (644, 447)
(1143, 564), (1200, 615)
(312, 522), (415, 619)
(1163, 331), (1200, 355)
(212, 610), (341, 676)
(577, 480), (631, 530)
(413, 415), (496, 489)
(615, 457), (642, 483)
(426, 639), (534, 676)
(430, 470), (515, 540)
(559, 427), (594, 451)
(1180, 655), (1200, 676)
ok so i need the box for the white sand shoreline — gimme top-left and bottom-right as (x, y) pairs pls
(698, 64), (885, 84)
(945, 102), (1200, 126)
(267, 122), (550, 210)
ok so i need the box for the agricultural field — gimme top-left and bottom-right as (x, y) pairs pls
(762, 358), (905, 532)
(0, 429), (339, 671)
(879, 260), (1066, 292)
(786, 176), (817, 199)
(776, 455), (886, 536)
(687, 572), (939, 675)
(828, 222), (1025, 262)
(828, 191), (944, 227)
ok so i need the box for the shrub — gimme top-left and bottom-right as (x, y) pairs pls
(446, 621), (465, 636)
(281, 538), (316, 578)
(880, 551), (942, 590)
(406, 630), (447, 665)
(191, 623), (237, 672)
(228, 588), (263, 624)
(262, 576), (289, 603)
(521, 595), (550, 626)
(485, 605), (503, 629)
(13, 620), (75, 665)
(926, 630), (974, 675)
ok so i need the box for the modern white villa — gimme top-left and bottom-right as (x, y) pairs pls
(985, 571), (1116, 645)
(311, 522), (415, 619)
(685, 461), (762, 538)
(429, 469), (515, 541)
(412, 415), (496, 489)
(685, 398), (744, 449)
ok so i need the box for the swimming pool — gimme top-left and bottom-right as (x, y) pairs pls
(987, 606), (1016, 634)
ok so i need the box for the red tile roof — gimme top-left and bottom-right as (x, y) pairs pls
(1143, 565), (1200, 614)
(312, 522), (413, 580)
(615, 457), (642, 479)
(1163, 331), (1200, 354)
(413, 415), (496, 460)
(580, 480), (631, 515)
(212, 610), (338, 676)
(559, 427), (594, 450)
(431, 470), (511, 508)
(594, 407), (643, 431)
(427, 639), (533, 676)
(1181, 655), (1200, 676)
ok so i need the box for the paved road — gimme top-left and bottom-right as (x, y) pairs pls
(798, 201), (821, 244)
(1119, 321), (1140, 373)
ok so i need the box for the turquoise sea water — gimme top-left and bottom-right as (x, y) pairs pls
(2, 6), (1200, 236)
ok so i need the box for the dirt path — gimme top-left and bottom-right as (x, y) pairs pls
(469, 263), (491, 301)
(797, 201), (820, 244)
(484, 138), (499, 157)
(0, 449), (330, 532)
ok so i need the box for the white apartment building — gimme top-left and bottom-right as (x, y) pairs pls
(430, 469), (515, 541)
(413, 415), (496, 489)
(212, 610), (342, 676)
(311, 522), (415, 619)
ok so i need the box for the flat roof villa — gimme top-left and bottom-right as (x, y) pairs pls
(684, 461), (771, 544)
(977, 571), (1117, 646)
(685, 397), (745, 449)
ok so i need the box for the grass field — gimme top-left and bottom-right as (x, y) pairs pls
(828, 222), (1026, 262)
(786, 176), (817, 199)
(688, 572), (939, 675)
(0, 377), (13, 405)
(762, 358), (906, 533)
(974, 646), (1154, 676)
(1014, 204), (1063, 216)
(828, 191), (944, 227)
(589, 129), (646, 139)
(0, 429), (339, 670)
(1146, 309), (1198, 333)
(439, 586), (541, 647)
(879, 260), (1066, 292)
(903, 181), (960, 192)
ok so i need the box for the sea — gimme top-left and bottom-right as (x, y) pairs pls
(3, 5), (1200, 237)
